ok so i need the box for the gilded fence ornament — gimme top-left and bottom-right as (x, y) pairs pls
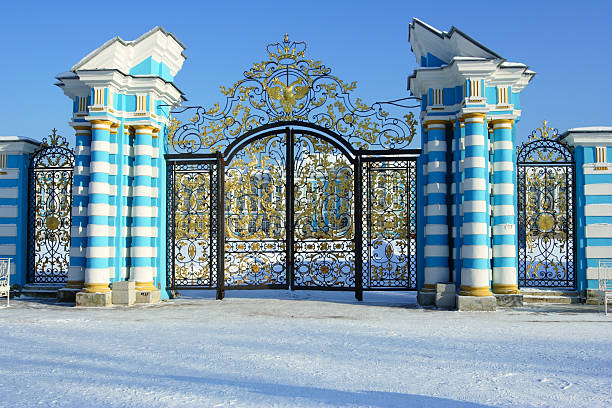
(167, 35), (417, 154)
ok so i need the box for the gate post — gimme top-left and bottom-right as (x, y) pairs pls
(0, 137), (39, 289)
(561, 127), (612, 303)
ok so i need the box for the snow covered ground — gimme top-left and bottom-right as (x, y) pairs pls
(0, 290), (610, 407)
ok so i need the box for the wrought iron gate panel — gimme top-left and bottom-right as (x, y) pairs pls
(168, 160), (218, 288)
(293, 133), (355, 288)
(363, 159), (417, 289)
(517, 123), (576, 289)
(224, 133), (287, 288)
(28, 130), (74, 284)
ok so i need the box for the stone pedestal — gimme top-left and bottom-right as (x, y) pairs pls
(57, 288), (80, 303)
(495, 294), (523, 307)
(434, 283), (456, 309)
(417, 290), (436, 306)
(456, 295), (497, 311)
(135, 289), (161, 304)
(112, 281), (135, 305)
(76, 291), (112, 307)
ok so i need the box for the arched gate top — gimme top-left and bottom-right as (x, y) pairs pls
(167, 35), (418, 155)
(30, 129), (75, 169)
(517, 121), (573, 163)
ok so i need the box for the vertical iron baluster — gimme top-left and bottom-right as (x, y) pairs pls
(216, 153), (225, 300)
(286, 128), (295, 290)
(354, 152), (363, 301)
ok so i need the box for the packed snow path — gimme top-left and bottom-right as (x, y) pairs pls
(0, 291), (610, 407)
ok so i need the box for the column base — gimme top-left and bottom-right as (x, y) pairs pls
(456, 295), (497, 311)
(457, 285), (493, 297)
(135, 289), (161, 304)
(135, 281), (157, 291)
(76, 291), (112, 307)
(84, 283), (110, 293)
(495, 294), (524, 307)
(492, 284), (520, 295)
(418, 283), (436, 306)
(57, 288), (80, 303)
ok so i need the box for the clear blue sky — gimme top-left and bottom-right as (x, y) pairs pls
(1, 0), (610, 146)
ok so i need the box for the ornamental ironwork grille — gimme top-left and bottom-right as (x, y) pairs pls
(517, 121), (576, 289)
(166, 36), (420, 300)
(28, 130), (75, 284)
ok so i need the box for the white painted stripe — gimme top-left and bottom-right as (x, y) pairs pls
(492, 205), (515, 216)
(465, 134), (485, 147)
(493, 123), (512, 129)
(585, 204), (612, 217)
(450, 183), (456, 194)
(74, 166), (90, 176)
(91, 141), (118, 154)
(84, 267), (114, 286)
(125, 165), (159, 178)
(89, 182), (117, 196)
(123, 185), (159, 198)
(452, 227), (456, 238)
(0, 169), (20, 180)
(464, 157), (485, 168)
(584, 184), (612, 195)
(72, 206), (87, 217)
(90, 161), (118, 175)
(463, 178), (486, 191)
(585, 246), (612, 258)
(492, 267), (517, 285)
(493, 183), (514, 195)
(460, 268), (491, 288)
(463, 200), (487, 213)
(86, 246), (115, 258)
(462, 222), (488, 235)
(88, 203), (116, 217)
(0, 206), (18, 218)
(493, 141), (514, 151)
(70, 247), (85, 257)
(426, 183), (446, 195)
(72, 185), (89, 196)
(492, 224), (515, 235)
(130, 246), (158, 258)
(0, 224), (17, 237)
(586, 267), (612, 280)
(426, 140), (447, 152)
(492, 162), (514, 172)
(70, 225), (87, 237)
(492, 244), (516, 257)
(427, 161), (447, 172)
(87, 224), (116, 237)
(425, 204), (447, 217)
(451, 205), (456, 216)
(74, 145), (90, 155)
(129, 206), (159, 218)
(134, 145), (154, 157)
(425, 224), (448, 235)
(461, 245), (489, 259)
(0, 244), (16, 256)
(0, 187), (18, 199)
(585, 224), (612, 238)
(122, 226), (159, 237)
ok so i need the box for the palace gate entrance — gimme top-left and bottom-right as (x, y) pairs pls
(517, 122), (576, 289)
(166, 36), (419, 299)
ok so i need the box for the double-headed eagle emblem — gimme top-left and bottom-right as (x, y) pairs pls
(266, 77), (310, 114)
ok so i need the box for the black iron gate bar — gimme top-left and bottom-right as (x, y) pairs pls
(166, 132), (420, 300)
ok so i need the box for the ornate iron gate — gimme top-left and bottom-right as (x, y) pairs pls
(166, 35), (420, 299)
(517, 122), (576, 289)
(28, 130), (75, 284)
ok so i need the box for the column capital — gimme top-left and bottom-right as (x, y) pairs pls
(423, 119), (449, 129)
(89, 119), (113, 127)
(462, 112), (487, 123)
(110, 123), (120, 134)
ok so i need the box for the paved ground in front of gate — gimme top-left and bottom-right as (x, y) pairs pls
(0, 291), (610, 408)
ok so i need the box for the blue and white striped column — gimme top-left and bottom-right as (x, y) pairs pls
(491, 118), (519, 293)
(84, 120), (115, 293)
(423, 120), (449, 291)
(458, 113), (493, 296)
(67, 124), (91, 289)
(120, 125), (132, 280)
(452, 118), (464, 284)
(131, 125), (157, 291)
